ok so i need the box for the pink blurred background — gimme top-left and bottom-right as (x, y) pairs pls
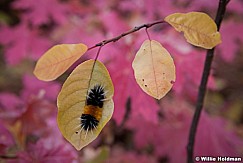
(0, 0), (243, 162)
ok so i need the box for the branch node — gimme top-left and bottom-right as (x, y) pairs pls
(101, 41), (106, 46)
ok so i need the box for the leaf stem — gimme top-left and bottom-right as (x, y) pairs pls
(87, 20), (166, 51)
(145, 28), (151, 41)
(187, 0), (229, 163)
(85, 45), (103, 105)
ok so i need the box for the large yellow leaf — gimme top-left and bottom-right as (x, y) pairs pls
(57, 59), (114, 150)
(34, 43), (88, 81)
(164, 12), (221, 49)
(132, 40), (176, 100)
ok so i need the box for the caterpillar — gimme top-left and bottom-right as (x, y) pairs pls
(76, 85), (106, 134)
(57, 59), (114, 150)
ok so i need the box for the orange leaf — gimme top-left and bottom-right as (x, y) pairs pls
(34, 43), (88, 81)
(132, 40), (176, 99)
(165, 12), (221, 49)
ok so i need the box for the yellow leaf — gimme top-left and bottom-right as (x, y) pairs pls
(132, 40), (176, 100)
(34, 43), (88, 81)
(57, 59), (114, 150)
(164, 12), (221, 49)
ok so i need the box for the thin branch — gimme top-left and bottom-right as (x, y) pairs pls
(88, 20), (166, 51)
(187, 0), (229, 163)
(119, 97), (131, 128)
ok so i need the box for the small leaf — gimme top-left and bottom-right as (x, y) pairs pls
(57, 59), (114, 150)
(132, 40), (176, 100)
(164, 12), (221, 49)
(34, 43), (88, 81)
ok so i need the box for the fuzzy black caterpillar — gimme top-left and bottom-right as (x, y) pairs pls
(86, 85), (105, 108)
(80, 114), (99, 131)
(77, 85), (105, 133)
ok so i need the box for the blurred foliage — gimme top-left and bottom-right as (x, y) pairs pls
(1, 0), (243, 162)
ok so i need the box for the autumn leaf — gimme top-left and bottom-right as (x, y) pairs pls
(164, 12), (221, 49)
(33, 43), (88, 81)
(132, 40), (176, 100)
(57, 59), (114, 150)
